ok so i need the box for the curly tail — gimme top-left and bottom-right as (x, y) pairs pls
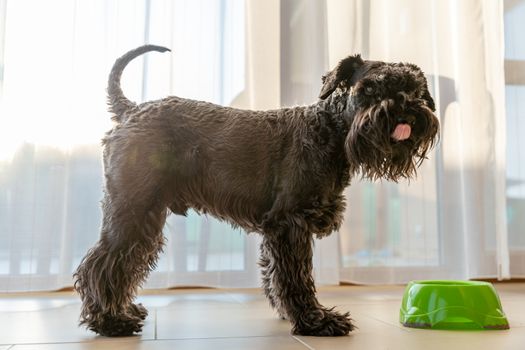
(107, 44), (171, 122)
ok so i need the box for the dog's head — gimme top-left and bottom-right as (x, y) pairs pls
(319, 55), (439, 181)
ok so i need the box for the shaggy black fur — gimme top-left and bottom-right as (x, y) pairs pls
(74, 45), (439, 337)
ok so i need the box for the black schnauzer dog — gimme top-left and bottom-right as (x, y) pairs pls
(74, 45), (439, 337)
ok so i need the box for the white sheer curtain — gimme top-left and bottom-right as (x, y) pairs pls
(0, 0), (522, 293)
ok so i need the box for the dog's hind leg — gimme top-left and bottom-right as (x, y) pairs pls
(74, 192), (167, 336)
(74, 145), (170, 336)
(259, 242), (287, 320)
(262, 216), (355, 336)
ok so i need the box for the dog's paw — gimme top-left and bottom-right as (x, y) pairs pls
(292, 307), (355, 336)
(87, 314), (144, 337)
(83, 304), (148, 337)
(128, 303), (148, 320)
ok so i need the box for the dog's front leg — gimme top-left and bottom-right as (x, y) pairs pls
(261, 216), (354, 336)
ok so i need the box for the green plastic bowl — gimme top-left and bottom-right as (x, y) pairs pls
(400, 280), (509, 330)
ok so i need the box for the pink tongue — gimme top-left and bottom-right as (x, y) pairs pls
(391, 124), (411, 141)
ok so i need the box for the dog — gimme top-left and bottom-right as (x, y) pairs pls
(74, 44), (439, 337)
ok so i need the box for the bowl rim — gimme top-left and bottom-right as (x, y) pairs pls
(409, 280), (492, 287)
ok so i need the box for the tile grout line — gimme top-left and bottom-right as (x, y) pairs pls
(292, 336), (316, 350)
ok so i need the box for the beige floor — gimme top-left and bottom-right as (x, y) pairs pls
(0, 283), (523, 350)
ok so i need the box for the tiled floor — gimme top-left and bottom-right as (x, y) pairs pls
(0, 284), (523, 349)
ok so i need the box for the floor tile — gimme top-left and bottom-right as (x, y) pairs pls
(296, 315), (525, 350)
(156, 302), (291, 339)
(0, 303), (154, 345)
(295, 313), (410, 350)
(222, 289), (267, 305)
(318, 285), (406, 303)
(11, 336), (308, 350)
(493, 283), (525, 301)
(138, 290), (240, 310)
(500, 300), (525, 328)
(0, 294), (78, 312)
(345, 300), (407, 329)
(225, 285), (406, 304)
(388, 328), (523, 350)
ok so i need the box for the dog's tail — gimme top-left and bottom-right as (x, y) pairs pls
(107, 44), (171, 122)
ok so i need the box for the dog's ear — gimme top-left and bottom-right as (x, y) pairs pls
(319, 55), (364, 100)
(415, 72), (436, 112)
(421, 77), (436, 112)
(422, 88), (436, 112)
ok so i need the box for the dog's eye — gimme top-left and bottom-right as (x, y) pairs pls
(365, 86), (375, 95)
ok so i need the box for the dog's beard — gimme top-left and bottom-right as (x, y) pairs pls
(345, 100), (439, 182)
